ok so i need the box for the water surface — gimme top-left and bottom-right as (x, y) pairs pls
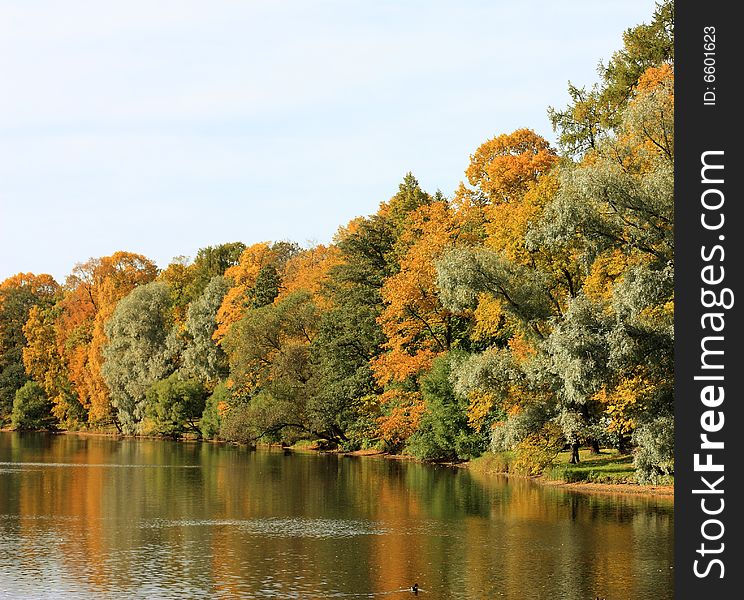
(0, 432), (673, 599)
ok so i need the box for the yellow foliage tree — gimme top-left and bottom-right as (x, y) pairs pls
(278, 244), (341, 308)
(157, 256), (194, 325)
(22, 304), (79, 424)
(0, 273), (60, 420)
(214, 242), (276, 340)
(466, 128), (557, 204)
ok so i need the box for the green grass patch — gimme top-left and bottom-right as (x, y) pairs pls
(545, 449), (638, 484)
(289, 439), (321, 450)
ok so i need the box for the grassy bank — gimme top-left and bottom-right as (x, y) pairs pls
(546, 450), (637, 484)
(468, 448), (674, 496)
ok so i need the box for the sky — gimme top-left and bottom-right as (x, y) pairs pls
(0, 0), (657, 283)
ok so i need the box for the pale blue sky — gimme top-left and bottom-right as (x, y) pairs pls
(0, 0), (656, 283)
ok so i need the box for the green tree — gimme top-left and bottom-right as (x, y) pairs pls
(101, 282), (181, 434)
(182, 275), (230, 386)
(406, 352), (487, 461)
(186, 242), (246, 300)
(251, 264), (281, 308)
(385, 172), (432, 241)
(221, 291), (324, 442)
(548, 0), (673, 155)
(11, 381), (54, 430)
(311, 175), (442, 449)
(200, 381), (229, 439)
(145, 373), (207, 437)
(310, 214), (397, 447)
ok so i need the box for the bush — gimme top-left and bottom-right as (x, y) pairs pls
(511, 434), (559, 476)
(200, 382), (229, 440)
(468, 451), (515, 475)
(12, 381), (54, 430)
(145, 374), (207, 437)
(218, 401), (257, 445)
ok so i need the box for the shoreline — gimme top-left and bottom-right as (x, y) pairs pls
(326, 447), (674, 498)
(1, 429), (674, 498)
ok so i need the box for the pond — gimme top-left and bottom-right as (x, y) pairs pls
(0, 432), (673, 599)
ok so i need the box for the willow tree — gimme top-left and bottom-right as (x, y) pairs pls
(182, 275), (230, 386)
(101, 281), (180, 434)
(534, 64), (674, 477)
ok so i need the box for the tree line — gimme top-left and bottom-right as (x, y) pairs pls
(0, 2), (673, 482)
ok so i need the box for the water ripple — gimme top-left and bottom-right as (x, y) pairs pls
(140, 517), (389, 539)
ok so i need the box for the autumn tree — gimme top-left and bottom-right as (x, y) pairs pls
(435, 54), (674, 471)
(215, 241), (298, 340)
(432, 127), (578, 460)
(374, 202), (464, 386)
(22, 304), (84, 426)
(278, 244), (341, 306)
(0, 273), (59, 423)
(548, 0), (673, 156)
(455, 129), (577, 339)
(56, 252), (158, 426)
(158, 243), (247, 324)
(158, 256), (194, 325)
(311, 176), (432, 448)
(465, 128), (556, 205)
(535, 64), (674, 472)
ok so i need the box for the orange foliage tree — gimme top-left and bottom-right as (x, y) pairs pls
(278, 244), (341, 308)
(465, 128), (556, 204)
(56, 252), (158, 426)
(373, 201), (480, 385)
(215, 242), (299, 340)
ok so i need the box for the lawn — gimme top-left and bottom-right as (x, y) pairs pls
(546, 449), (639, 484)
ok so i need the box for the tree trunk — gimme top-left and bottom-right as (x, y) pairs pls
(617, 435), (629, 455)
(590, 439), (600, 454)
(327, 425), (348, 445)
(569, 442), (580, 464)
